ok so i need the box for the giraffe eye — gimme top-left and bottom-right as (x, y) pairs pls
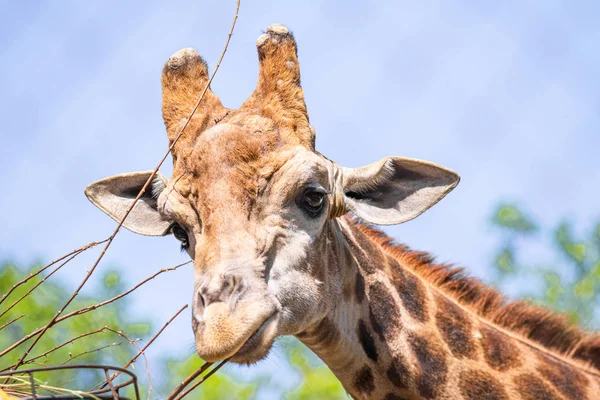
(171, 224), (189, 250)
(299, 187), (327, 217)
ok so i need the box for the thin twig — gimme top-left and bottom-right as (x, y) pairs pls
(100, 329), (151, 397)
(5, 0), (239, 388)
(103, 369), (119, 400)
(12, 0), (239, 366)
(166, 362), (213, 400)
(0, 261), (190, 361)
(168, 3), (242, 395)
(124, 304), (188, 369)
(57, 261), (191, 320)
(175, 360), (228, 400)
(101, 328), (151, 399)
(60, 342), (121, 365)
(166, 2), (241, 394)
(0, 250), (81, 320)
(19, 327), (108, 367)
(0, 240), (106, 307)
(0, 314), (24, 332)
(97, 304), (188, 394)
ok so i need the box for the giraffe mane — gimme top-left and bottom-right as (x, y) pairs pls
(354, 221), (600, 372)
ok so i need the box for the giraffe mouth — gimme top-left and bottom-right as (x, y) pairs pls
(194, 291), (280, 363)
(230, 312), (279, 364)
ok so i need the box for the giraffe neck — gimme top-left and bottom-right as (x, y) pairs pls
(297, 217), (600, 400)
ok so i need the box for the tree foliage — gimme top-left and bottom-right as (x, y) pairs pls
(0, 263), (151, 394)
(491, 203), (600, 327)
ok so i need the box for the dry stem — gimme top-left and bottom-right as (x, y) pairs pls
(0, 261), (190, 361)
(20, 327), (107, 367)
(3, 0), (240, 393)
(0, 314), (24, 333)
(97, 305), (188, 396)
(175, 360), (228, 400)
(60, 342), (122, 365)
(0, 250), (81, 320)
(166, 361), (213, 400)
(0, 240), (106, 307)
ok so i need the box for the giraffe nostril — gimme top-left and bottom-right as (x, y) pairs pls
(222, 275), (232, 292)
(196, 274), (246, 311)
(196, 285), (207, 311)
(229, 274), (240, 291)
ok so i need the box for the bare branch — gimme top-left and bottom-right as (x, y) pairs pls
(0, 250), (81, 320)
(57, 261), (191, 321)
(0, 261), (190, 361)
(11, 0), (240, 373)
(0, 240), (107, 307)
(167, 4), (241, 394)
(3, 1), (240, 394)
(97, 305), (188, 398)
(60, 342), (122, 365)
(102, 327), (152, 399)
(123, 304), (187, 370)
(0, 314), (24, 332)
(19, 327), (108, 367)
(166, 361), (213, 400)
(104, 369), (120, 400)
(175, 360), (228, 400)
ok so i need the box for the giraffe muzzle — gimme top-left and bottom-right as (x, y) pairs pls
(191, 273), (280, 363)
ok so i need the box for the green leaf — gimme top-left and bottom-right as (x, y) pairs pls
(591, 262), (600, 277)
(494, 248), (515, 274)
(104, 271), (120, 288)
(491, 205), (537, 233)
(566, 243), (587, 264)
(544, 273), (564, 305)
(573, 276), (595, 300)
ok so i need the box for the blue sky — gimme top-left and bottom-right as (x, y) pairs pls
(1, 0), (599, 394)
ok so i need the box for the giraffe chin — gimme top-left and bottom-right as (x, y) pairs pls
(229, 313), (279, 364)
(194, 304), (279, 364)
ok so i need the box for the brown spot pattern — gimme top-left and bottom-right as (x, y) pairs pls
(358, 319), (378, 362)
(538, 354), (589, 400)
(383, 394), (405, 400)
(355, 221), (600, 373)
(369, 281), (402, 341)
(343, 230), (378, 274)
(459, 369), (508, 400)
(355, 271), (365, 303)
(352, 223), (387, 266)
(390, 257), (429, 322)
(353, 365), (375, 395)
(514, 374), (563, 400)
(435, 295), (476, 359)
(387, 355), (410, 389)
(408, 334), (448, 399)
(481, 325), (521, 371)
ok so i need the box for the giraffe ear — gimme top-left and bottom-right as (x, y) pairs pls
(340, 157), (460, 225)
(84, 171), (173, 236)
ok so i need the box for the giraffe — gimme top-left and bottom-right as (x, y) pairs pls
(84, 24), (600, 399)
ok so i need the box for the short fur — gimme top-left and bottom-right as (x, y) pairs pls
(354, 221), (600, 372)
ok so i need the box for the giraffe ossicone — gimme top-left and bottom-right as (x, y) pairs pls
(85, 24), (600, 399)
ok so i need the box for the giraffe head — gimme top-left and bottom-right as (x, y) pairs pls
(84, 24), (460, 364)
